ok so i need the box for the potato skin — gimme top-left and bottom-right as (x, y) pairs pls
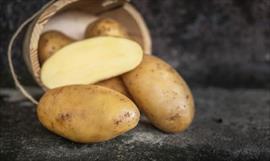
(96, 77), (130, 97)
(85, 18), (128, 38)
(38, 31), (74, 64)
(122, 55), (195, 133)
(37, 85), (140, 143)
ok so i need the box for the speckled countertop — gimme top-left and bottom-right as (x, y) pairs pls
(0, 0), (270, 161)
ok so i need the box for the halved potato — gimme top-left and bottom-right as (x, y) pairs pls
(41, 36), (143, 89)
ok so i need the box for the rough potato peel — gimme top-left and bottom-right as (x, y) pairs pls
(123, 55), (195, 133)
(37, 85), (140, 143)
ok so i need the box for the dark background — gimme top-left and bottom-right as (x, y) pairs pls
(0, 0), (270, 161)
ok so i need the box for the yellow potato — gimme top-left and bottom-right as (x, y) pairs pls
(37, 85), (140, 143)
(38, 31), (74, 64)
(85, 18), (128, 38)
(85, 18), (130, 97)
(41, 36), (143, 89)
(96, 77), (130, 97)
(122, 55), (195, 133)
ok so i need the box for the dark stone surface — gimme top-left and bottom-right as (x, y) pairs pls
(1, 0), (270, 160)
(0, 87), (270, 161)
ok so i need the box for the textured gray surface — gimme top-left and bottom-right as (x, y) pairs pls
(0, 87), (270, 161)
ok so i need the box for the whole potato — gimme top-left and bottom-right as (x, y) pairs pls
(85, 18), (128, 38)
(122, 55), (195, 133)
(37, 85), (140, 143)
(85, 18), (130, 97)
(96, 77), (130, 97)
(38, 31), (74, 64)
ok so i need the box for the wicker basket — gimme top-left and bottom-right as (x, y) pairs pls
(8, 0), (152, 104)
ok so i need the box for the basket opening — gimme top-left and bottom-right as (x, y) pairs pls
(27, 0), (151, 89)
(43, 6), (145, 47)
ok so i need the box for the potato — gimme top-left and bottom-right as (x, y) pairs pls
(41, 36), (143, 89)
(85, 18), (130, 97)
(38, 31), (74, 64)
(37, 85), (140, 143)
(122, 55), (195, 133)
(96, 77), (130, 97)
(85, 18), (128, 38)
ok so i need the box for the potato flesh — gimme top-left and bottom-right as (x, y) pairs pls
(123, 55), (195, 133)
(41, 37), (143, 89)
(37, 85), (140, 143)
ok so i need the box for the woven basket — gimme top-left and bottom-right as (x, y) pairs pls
(8, 0), (152, 104)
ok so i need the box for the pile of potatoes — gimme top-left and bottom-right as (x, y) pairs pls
(37, 18), (195, 143)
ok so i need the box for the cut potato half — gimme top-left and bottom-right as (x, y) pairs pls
(41, 37), (143, 89)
